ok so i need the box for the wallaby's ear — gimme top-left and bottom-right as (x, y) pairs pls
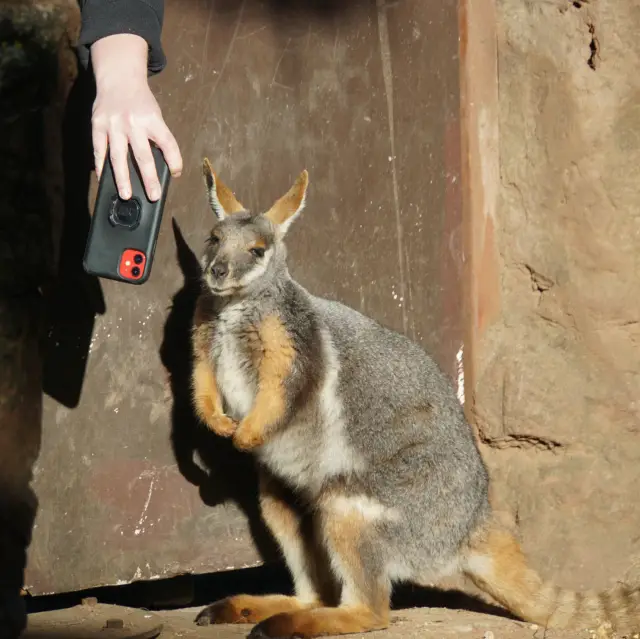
(202, 158), (245, 220)
(263, 170), (309, 236)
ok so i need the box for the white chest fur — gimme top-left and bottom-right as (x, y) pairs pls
(211, 307), (256, 421)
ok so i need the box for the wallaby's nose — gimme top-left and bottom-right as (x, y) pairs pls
(211, 262), (228, 280)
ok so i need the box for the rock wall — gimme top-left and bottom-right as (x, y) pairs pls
(472, 0), (640, 590)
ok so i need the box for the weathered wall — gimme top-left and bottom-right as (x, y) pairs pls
(29, 0), (465, 595)
(26, 0), (638, 600)
(470, 0), (640, 591)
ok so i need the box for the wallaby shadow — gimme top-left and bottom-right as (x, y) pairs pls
(42, 67), (106, 409)
(159, 218), (279, 562)
(391, 584), (517, 620)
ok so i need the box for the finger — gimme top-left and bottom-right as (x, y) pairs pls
(129, 131), (161, 201)
(109, 131), (132, 199)
(92, 126), (108, 180)
(149, 120), (183, 177)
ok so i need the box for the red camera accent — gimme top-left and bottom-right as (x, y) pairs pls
(119, 249), (146, 281)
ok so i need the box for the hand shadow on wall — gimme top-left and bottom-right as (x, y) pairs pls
(159, 219), (279, 562)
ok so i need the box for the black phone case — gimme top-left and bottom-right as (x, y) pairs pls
(83, 145), (171, 285)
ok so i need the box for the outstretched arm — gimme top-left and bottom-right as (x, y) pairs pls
(76, 0), (183, 201)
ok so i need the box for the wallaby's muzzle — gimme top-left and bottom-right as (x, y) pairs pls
(210, 262), (228, 282)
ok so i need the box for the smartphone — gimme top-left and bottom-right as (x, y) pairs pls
(83, 144), (171, 284)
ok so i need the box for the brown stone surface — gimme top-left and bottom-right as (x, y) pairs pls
(24, 604), (601, 639)
(469, 0), (640, 594)
(24, 603), (163, 638)
(136, 606), (588, 639)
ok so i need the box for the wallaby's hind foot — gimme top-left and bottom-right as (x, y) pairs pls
(195, 594), (319, 626)
(248, 605), (388, 639)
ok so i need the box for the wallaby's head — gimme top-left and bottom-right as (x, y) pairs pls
(200, 158), (308, 297)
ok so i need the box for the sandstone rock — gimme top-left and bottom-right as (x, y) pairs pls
(473, 0), (640, 591)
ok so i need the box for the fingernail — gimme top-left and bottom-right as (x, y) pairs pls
(172, 170), (182, 178)
(150, 186), (161, 200)
(121, 189), (131, 199)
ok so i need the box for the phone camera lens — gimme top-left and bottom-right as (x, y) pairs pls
(132, 267), (141, 277)
(133, 254), (143, 265)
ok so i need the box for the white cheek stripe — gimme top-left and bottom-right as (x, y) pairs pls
(239, 247), (274, 286)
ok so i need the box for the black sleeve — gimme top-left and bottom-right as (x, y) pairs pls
(76, 0), (167, 76)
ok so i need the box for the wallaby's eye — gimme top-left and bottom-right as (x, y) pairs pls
(250, 247), (265, 258)
(209, 235), (220, 247)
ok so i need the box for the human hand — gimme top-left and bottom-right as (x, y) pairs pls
(90, 34), (182, 201)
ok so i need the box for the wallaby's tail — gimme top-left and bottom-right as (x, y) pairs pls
(463, 525), (640, 633)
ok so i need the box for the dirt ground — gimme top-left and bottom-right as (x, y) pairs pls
(157, 607), (600, 639)
(25, 604), (604, 639)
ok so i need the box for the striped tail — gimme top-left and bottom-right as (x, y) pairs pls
(463, 525), (640, 634)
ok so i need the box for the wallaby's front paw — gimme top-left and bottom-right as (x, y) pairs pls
(233, 418), (265, 451)
(205, 414), (238, 438)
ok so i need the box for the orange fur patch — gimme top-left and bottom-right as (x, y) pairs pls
(191, 321), (237, 437)
(260, 475), (300, 543)
(233, 314), (295, 450)
(470, 528), (541, 602)
(202, 157), (245, 214)
(322, 506), (390, 619)
(465, 525), (640, 632)
(466, 526), (575, 627)
(215, 180), (245, 214)
(191, 359), (237, 437)
(259, 473), (337, 607)
(264, 170), (308, 226)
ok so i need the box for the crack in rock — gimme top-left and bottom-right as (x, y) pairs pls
(587, 22), (600, 71)
(524, 264), (554, 293)
(479, 433), (564, 452)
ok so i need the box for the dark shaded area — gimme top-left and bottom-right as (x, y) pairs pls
(0, 18), (57, 123)
(41, 67), (106, 409)
(210, 0), (373, 21)
(25, 561), (515, 622)
(159, 219), (279, 561)
(0, 11), (77, 638)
